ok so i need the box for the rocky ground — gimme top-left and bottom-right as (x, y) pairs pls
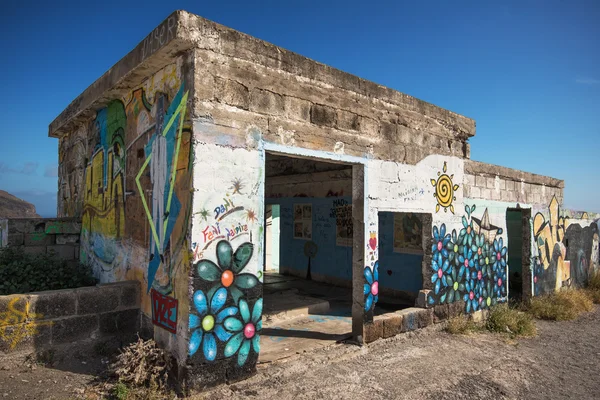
(1, 306), (599, 399)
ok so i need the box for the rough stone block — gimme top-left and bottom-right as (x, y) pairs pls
(44, 220), (81, 234)
(415, 290), (431, 308)
(499, 179), (506, 190)
(119, 283), (141, 308)
(471, 310), (484, 323)
(481, 188), (492, 199)
(55, 234), (80, 245)
(24, 232), (55, 246)
(250, 88), (284, 115)
(214, 77), (249, 109)
(465, 174), (475, 186)
(364, 319), (383, 343)
(433, 304), (449, 323)
(417, 309), (433, 328)
(46, 245), (75, 260)
(23, 246), (47, 256)
(486, 177), (495, 189)
(470, 186), (481, 198)
(29, 290), (77, 319)
(99, 309), (140, 336)
(336, 109), (360, 131)
(7, 233), (24, 246)
(310, 104), (336, 127)
(52, 315), (98, 344)
(401, 312), (418, 332)
(8, 219), (39, 234)
(77, 286), (120, 315)
(283, 96), (311, 121)
(0, 321), (52, 353)
(475, 175), (486, 188)
(448, 301), (465, 317)
(0, 296), (28, 323)
(463, 185), (471, 197)
(382, 314), (403, 338)
(359, 116), (378, 137)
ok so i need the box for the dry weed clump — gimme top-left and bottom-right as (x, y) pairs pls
(586, 271), (600, 304)
(110, 337), (171, 391)
(528, 289), (594, 321)
(446, 315), (483, 335)
(486, 304), (536, 338)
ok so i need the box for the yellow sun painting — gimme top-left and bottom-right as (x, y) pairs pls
(431, 162), (459, 214)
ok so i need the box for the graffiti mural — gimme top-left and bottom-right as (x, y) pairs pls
(57, 61), (193, 332)
(189, 144), (263, 375)
(428, 204), (507, 312)
(533, 196), (599, 295)
(364, 228), (379, 316)
(0, 298), (53, 350)
(431, 161), (459, 214)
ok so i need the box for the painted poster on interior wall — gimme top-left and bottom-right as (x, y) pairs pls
(293, 204), (312, 240)
(336, 204), (353, 247)
(393, 213), (423, 254)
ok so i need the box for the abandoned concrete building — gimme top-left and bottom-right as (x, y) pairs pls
(43, 10), (599, 390)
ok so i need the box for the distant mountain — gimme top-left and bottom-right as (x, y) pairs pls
(0, 190), (41, 218)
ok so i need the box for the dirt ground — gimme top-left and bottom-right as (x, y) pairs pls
(2, 306), (600, 399)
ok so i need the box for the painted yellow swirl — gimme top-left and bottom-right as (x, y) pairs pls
(435, 174), (453, 207)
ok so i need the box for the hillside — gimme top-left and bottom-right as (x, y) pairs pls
(0, 190), (41, 218)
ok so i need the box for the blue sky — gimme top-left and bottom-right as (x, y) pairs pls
(0, 0), (598, 216)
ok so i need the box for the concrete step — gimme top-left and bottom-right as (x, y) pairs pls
(263, 289), (330, 327)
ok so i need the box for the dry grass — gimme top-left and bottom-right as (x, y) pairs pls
(486, 304), (537, 338)
(446, 315), (484, 335)
(586, 271), (600, 304)
(108, 337), (175, 399)
(528, 289), (594, 321)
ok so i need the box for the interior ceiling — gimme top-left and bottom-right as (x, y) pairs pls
(265, 154), (351, 178)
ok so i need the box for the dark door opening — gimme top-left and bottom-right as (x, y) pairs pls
(506, 208), (532, 301)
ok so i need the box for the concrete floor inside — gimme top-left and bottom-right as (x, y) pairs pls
(259, 272), (412, 364)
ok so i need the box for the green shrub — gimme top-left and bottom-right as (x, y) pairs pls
(528, 289), (594, 321)
(0, 247), (96, 295)
(487, 304), (536, 338)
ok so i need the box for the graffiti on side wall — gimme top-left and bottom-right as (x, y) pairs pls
(431, 161), (459, 214)
(151, 289), (178, 333)
(0, 298), (53, 350)
(533, 196), (599, 295)
(189, 151), (263, 368)
(428, 204), (507, 313)
(68, 62), (192, 329)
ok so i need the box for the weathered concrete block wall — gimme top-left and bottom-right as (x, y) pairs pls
(53, 56), (196, 366)
(463, 160), (564, 205)
(0, 281), (140, 356)
(0, 218), (81, 262)
(183, 12), (475, 166)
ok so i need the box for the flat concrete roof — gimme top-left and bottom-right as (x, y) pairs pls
(48, 10), (475, 139)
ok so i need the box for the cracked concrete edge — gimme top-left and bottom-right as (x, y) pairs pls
(465, 160), (564, 188)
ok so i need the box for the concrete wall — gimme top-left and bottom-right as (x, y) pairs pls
(463, 160), (564, 205)
(0, 281), (140, 356)
(0, 218), (81, 263)
(55, 57), (195, 366)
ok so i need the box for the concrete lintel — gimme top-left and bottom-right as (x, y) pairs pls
(465, 160), (564, 188)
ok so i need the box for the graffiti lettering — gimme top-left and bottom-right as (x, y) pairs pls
(151, 289), (178, 333)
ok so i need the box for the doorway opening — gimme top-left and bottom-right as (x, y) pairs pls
(506, 208), (532, 301)
(260, 152), (358, 363)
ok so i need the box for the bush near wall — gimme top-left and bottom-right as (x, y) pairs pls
(0, 247), (96, 295)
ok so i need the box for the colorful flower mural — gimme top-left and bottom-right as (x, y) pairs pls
(223, 299), (262, 367)
(196, 240), (259, 302)
(428, 205), (507, 312)
(364, 262), (379, 312)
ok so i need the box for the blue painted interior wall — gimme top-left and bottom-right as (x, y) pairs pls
(378, 212), (423, 293)
(266, 197), (353, 281)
